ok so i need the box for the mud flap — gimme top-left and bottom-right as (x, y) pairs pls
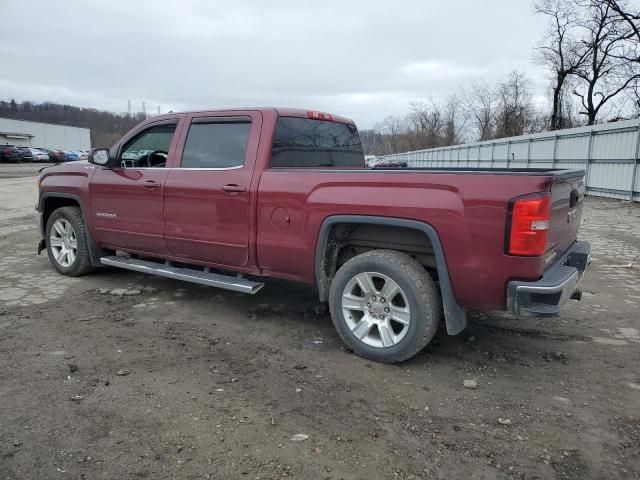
(86, 228), (108, 268)
(443, 298), (467, 335)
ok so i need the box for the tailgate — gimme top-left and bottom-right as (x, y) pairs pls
(547, 170), (586, 262)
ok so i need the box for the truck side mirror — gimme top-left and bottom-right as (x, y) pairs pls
(88, 148), (112, 167)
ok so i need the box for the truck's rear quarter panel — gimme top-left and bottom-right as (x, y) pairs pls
(257, 170), (557, 311)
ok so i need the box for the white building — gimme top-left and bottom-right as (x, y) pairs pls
(0, 118), (91, 150)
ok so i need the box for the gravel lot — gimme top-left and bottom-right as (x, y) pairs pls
(1, 163), (639, 479)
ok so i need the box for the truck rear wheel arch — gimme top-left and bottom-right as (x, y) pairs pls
(39, 193), (107, 267)
(315, 215), (467, 335)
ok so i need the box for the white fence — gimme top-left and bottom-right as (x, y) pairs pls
(380, 118), (640, 201)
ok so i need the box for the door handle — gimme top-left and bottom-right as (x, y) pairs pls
(221, 184), (247, 193)
(143, 180), (162, 189)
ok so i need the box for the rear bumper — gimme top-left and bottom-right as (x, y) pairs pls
(507, 240), (591, 317)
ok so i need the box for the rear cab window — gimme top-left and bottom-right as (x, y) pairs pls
(270, 117), (364, 168)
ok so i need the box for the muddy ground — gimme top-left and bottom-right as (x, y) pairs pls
(1, 164), (639, 480)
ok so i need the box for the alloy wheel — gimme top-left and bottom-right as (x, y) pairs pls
(49, 218), (78, 268)
(341, 271), (411, 348)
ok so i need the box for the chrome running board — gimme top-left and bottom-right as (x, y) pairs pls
(99, 256), (264, 294)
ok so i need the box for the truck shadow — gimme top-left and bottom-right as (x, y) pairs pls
(410, 310), (593, 369)
(95, 269), (593, 368)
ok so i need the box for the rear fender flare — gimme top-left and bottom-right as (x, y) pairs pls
(315, 215), (467, 335)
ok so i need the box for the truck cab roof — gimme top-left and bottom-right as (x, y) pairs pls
(149, 107), (355, 125)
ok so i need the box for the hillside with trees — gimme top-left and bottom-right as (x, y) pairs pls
(0, 99), (146, 148)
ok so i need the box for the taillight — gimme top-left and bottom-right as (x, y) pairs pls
(506, 193), (551, 256)
(308, 110), (333, 121)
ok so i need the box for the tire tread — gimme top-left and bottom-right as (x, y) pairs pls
(46, 206), (93, 277)
(329, 249), (442, 363)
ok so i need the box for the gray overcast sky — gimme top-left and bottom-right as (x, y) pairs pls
(0, 0), (547, 128)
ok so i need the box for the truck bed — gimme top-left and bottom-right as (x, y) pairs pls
(257, 167), (586, 311)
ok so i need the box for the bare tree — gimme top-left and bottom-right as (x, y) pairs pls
(408, 100), (443, 148)
(442, 95), (466, 145)
(534, 0), (591, 130)
(603, 0), (640, 44)
(366, 96), (468, 155)
(572, 0), (640, 124)
(373, 116), (408, 155)
(602, 0), (640, 113)
(408, 96), (466, 148)
(495, 71), (539, 137)
(463, 79), (496, 141)
(461, 72), (540, 141)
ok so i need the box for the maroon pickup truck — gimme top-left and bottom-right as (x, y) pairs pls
(36, 108), (590, 363)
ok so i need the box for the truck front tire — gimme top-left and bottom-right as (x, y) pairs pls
(329, 249), (442, 363)
(45, 206), (94, 277)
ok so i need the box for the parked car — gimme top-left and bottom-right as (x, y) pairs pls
(366, 156), (408, 168)
(36, 107), (590, 363)
(53, 149), (67, 162)
(372, 160), (408, 168)
(77, 150), (88, 161)
(17, 146), (33, 162)
(31, 148), (51, 162)
(0, 144), (22, 162)
(36, 148), (60, 162)
(64, 151), (80, 161)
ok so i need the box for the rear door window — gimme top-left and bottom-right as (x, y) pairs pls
(270, 117), (364, 167)
(180, 119), (251, 169)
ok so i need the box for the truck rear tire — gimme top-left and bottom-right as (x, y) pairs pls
(329, 249), (442, 363)
(45, 206), (94, 277)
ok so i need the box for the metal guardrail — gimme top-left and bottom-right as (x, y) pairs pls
(380, 119), (640, 202)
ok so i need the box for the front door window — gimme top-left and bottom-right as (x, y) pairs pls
(119, 123), (176, 168)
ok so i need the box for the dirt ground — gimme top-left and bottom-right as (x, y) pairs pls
(1, 164), (639, 480)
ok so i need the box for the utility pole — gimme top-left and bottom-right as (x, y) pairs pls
(127, 100), (131, 116)
(142, 101), (146, 116)
(157, 105), (161, 115)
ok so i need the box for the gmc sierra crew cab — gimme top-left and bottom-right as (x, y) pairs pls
(36, 107), (590, 363)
